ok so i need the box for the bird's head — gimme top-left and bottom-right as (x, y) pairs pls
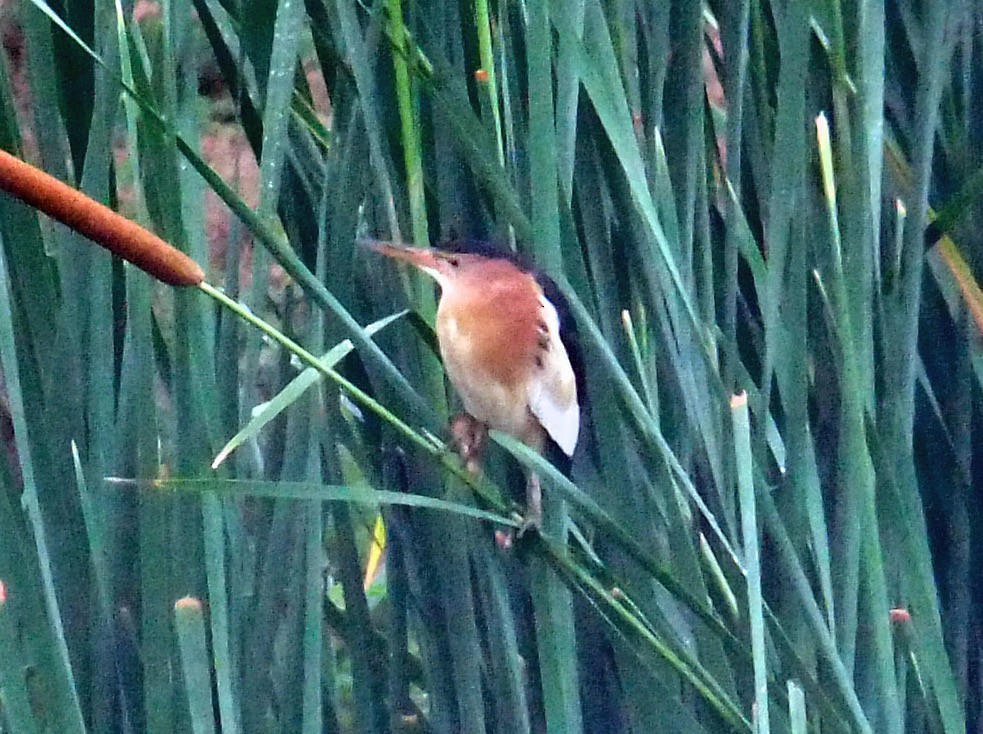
(365, 241), (510, 294)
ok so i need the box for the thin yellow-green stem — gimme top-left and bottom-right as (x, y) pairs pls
(384, 0), (449, 418)
(387, 0), (428, 249)
(621, 309), (657, 413)
(474, 0), (504, 164)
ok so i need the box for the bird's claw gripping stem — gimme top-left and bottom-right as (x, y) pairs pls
(450, 414), (545, 547)
(497, 474), (544, 548)
(518, 473), (543, 537)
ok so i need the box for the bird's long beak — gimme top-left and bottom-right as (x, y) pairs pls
(362, 240), (442, 271)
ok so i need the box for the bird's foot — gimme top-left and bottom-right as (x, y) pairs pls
(494, 513), (541, 550)
(515, 498), (543, 540)
(450, 413), (487, 474)
(516, 513), (542, 539)
(495, 475), (544, 549)
(523, 473), (543, 534)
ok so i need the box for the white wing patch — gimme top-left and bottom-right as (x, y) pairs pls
(528, 295), (580, 456)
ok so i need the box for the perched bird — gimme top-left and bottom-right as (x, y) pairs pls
(368, 240), (581, 527)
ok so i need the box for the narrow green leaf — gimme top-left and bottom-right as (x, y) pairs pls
(212, 310), (407, 468)
(112, 477), (519, 526)
(0, 229), (86, 734)
(732, 392), (767, 734)
(788, 680), (806, 734)
(175, 597), (218, 734)
(257, 0), (307, 214)
(0, 583), (42, 734)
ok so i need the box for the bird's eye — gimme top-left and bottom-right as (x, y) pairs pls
(446, 257), (460, 268)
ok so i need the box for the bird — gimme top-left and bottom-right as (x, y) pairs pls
(367, 240), (581, 529)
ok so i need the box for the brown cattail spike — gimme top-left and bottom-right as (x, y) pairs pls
(174, 596), (204, 611)
(0, 149), (204, 287)
(889, 607), (912, 624)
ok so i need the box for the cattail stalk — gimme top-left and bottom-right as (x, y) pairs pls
(0, 148), (203, 286)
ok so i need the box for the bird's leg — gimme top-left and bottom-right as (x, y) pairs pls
(496, 473), (543, 548)
(451, 414), (517, 550)
(516, 472), (543, 538)
(450, 413), (487, 474)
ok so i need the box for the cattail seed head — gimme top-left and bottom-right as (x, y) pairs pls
(0, 149), (204, 286)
